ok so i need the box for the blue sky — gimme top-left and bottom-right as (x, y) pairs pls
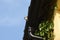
(0, 0), (30, 40)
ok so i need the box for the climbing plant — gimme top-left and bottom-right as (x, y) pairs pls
(34, 20), (54, 40)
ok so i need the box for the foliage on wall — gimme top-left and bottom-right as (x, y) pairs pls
(34, 20), (54, 40)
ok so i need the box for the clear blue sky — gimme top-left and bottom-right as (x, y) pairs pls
(0, 0), (30, 40)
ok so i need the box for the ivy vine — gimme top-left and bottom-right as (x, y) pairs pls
(34, 21), (54, 40)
